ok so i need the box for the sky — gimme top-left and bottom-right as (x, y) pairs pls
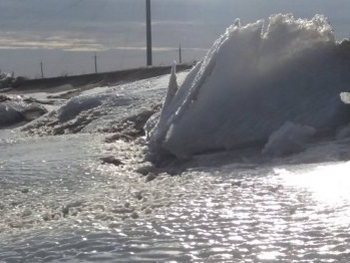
(1, 0), (350, 78)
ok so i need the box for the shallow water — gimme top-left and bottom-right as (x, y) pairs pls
(1, 130), (350, 262)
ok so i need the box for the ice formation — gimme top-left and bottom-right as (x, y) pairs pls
(0, 95), (47, 127)
(21, 73), (189, 136)
(0, 71), (14, 89)
(57, 94), (107, 122)
(148, 14), (350, 158)
(340, 92), (350, 105)
(262, 121), (316, 156)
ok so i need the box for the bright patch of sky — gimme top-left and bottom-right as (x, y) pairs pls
(0, 0), (349, 78)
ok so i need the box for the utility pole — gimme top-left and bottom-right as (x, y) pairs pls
(94, 52), (98, 73)
(179, 44), (182, 64)
(40, 61), (44, 79)
(146, 0), (152, 66)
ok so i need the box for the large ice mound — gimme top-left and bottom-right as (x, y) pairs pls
(148, 14), (350, 158)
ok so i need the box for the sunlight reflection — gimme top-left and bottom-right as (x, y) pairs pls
(276, 162), (350, 206)
(258, 251), (283, 260)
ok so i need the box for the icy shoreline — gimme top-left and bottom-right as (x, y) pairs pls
(2, 13), (350, 263)
(2, 15), (350, 164)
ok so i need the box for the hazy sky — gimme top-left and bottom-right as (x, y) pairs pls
(1, 0), (350, 78)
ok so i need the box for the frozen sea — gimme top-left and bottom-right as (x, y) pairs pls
(1, 71), (350, 263)
(2, 13), (350, 263)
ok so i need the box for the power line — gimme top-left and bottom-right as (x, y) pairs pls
(94, 52), (98, 73)
(146, 0), (152, 66)
(40, 61), (44, 79)
(179, 44), (182, 64)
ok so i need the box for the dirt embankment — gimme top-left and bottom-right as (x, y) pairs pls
(11, 64), (193, 93)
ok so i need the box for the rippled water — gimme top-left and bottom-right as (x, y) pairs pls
(1, 131), (350, 262)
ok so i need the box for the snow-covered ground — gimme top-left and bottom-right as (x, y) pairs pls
(1, 14), (350, 263)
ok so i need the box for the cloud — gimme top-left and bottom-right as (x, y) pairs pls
(0, 32), (106, 51)
(0, 29), (209, 54)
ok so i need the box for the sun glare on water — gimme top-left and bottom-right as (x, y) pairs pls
(276, 162), (350, 210)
